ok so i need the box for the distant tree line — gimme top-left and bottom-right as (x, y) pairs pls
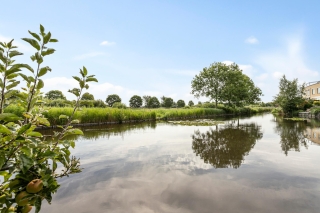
(42, 90), (194, 109)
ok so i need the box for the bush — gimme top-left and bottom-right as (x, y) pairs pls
(112, 102), (127, 109)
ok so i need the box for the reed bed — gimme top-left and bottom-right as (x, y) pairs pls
(4, 105), (274, 126)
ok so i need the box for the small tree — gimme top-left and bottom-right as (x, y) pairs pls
(81, 92), (94, 100)
(273, 75), (305, 114)
(188, 100), (194, 107)
(148, 96), (160, 108)
(161, 96), (173, 108)
(0, 25), (98, 213)
(143, 95), (151, 107)
(177, 100), (185, 108)
(129, 95), (142, 108)
(105, 94), (121, 107)
(44, 90), (66, 100)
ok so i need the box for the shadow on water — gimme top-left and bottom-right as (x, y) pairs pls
(191, 120), (263, 169)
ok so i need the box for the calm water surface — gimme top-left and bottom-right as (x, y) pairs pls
(42, 113), (320, 213)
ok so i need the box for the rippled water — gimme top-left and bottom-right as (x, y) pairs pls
(42, 113), (320, 213)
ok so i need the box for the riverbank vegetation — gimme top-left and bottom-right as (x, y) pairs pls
(4, 105), (273, 126)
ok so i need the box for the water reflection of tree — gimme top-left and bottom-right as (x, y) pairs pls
(192, 122), (263, 168)
(273, 117), (308, 155)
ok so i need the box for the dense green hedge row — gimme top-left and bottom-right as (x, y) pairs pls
(4, 105), (273, 125)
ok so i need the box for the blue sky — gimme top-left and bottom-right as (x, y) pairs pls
(1, 1), (320, 104)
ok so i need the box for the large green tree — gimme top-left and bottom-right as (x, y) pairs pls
(273, 75), (305, 114)
(105, 94), (121, 107)
(129, 95), (143, 108)
(191, 62), (262, 107)
(44, 90), (66, 100)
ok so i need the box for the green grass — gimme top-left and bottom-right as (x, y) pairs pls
(4, 105), (274, 126)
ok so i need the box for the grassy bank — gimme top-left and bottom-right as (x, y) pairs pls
(4, 105), (274, 126)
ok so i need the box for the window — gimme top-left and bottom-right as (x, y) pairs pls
(312, 89), (315, 95)
(318, 88), (320, 94)
(307, 90), (310, 96)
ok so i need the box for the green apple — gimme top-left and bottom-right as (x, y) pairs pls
(26, 179), (43, 194)
(15, 191), (30, 206)
(22, 205), (32, 213)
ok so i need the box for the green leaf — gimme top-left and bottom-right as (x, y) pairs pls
(0, 152), (6, 169)
(21, 146), (32, 156)
(43, 31), (51, 44)
(70, 141), (75, 148)
(82, 66), (88, 76)
(0, 170), (12, 182)
(7, 39), (13, 48)
(71, 119), (80, 124)
(35, 52), (43, 64)
(0, 124), (12, 135)
(0, 113), (22, 122)
(5, 81), (20, 90)
(86, 77), (98, 82)
(19, 73), (30, 82)
(36, 79), (44, 89)
(39, 150), (56, 158)
(15, 63), (34, 73)
(6, 73), (19, 80)
(38, 66), (51, 77)
(62, 128), (83, 138)
(28, 30), (41, 41)
(59, 115), (69, 119)
(19, 154), (34, 174)
(21, 38), (40, 51)
(49, 38), (58, 42)
(35, 196), (42, 213)
(9, 50), (23, 58)
(26, 132), (42, 137)
(79, 80), (84, 88)
(41, 48), (55, 56)
(40, 25), (45, 35)
(37, 117), (50, 127)
(5, 66), (21, 76)
(72, 76), (81, 82)
(18, 123), (32, 136)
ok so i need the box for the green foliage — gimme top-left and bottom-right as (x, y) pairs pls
(93, 99), (107, 108)
(313, 101), (320, 106)
(273, 75), (305, 114)
(177, 100), (185, 108)
(147, 96), (160, 108)
(191, 62), (262, 107)
(81, 92), (94, 100)
(0, 25), (97, 213)
(129, 95), (142, 108)
(105, 94), (121, 107)
(44, 90), (66, 100)
(188, 100), (194, 107)
(160, 96), (173, 108)
(112, 102), (127, 109)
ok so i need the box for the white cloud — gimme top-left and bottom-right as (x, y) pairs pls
(272, 72), (283, 79)
(222, 60), (233, 66)
(257, 73), (268, 80)
(254, 33), (319, 101)
(100, 41), (116, 46)
(73, 52), (105, 60)
(245, 36), (259, 44)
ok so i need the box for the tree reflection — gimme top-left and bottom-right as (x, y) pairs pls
(273, 117), (309, 155)
(192, 122), (263, 168)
